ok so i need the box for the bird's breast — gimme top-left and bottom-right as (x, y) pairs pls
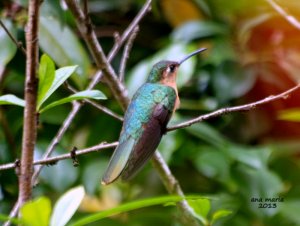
(165, 81), (180, 111)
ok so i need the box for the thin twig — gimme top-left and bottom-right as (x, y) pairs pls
(119, 26), (139, 82)
(168, 84), (300, 131)
(18, 0), (40, 207)
(85, 99), (124, 121)
(0, 142), (118, 171)
(64, 82), (124, 121)
(152, 152), (200, 226)
(88, 0), (152, 89)
(265, 0), (300, 29)
(65, 0), (129, 110)
(0, 19), (26, 55)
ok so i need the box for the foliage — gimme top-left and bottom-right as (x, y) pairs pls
(1, 0), (300, 226)
(0, 54), (106, 113)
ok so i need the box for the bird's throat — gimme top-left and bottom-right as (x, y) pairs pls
(160, 78), (180, 110)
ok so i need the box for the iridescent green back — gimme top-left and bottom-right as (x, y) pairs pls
(120, 83), (176, 142)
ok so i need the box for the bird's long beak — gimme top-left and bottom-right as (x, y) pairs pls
(179, 48), (207, 65)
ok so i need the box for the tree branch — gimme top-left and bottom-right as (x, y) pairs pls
(64, 82), (124, 121)
(87, 0), (152, 89)
(0, 142), (118, 171)
(265, 0), (300, 30)
(18, 0), (40, 207)
(0, 19), (26, 55)
(65, 0), (129, 110)
(119, 26), (139, 82)
(152, 152), (200, 225)
(168, 84), (300, 131)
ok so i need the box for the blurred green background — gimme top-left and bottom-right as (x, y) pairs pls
(1, 0), (300, 225)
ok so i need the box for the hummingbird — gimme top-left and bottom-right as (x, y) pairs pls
(102, 48), (206, 185)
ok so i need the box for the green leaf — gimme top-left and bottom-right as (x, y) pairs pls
(203, 38), (236, 66)
(188, 199), (211, 225)
(39, 90), (106, 113)
(195, 148), (231, 180)
(39, 16), (90, 87)
(172, 21), (227, 42)
(0, 94), (25, 107)
(37, 54), (56, 109)
(278, 108), (300, 122)
(212, 61), (256, 103)
(0, 19), (17, 67)
(50, 186), (85, 226)
(20, 197), (51, 226)
(279, 200), (300, 225)
(211, 209), (232, 225)
(236, 165), (283, 216)
(40, 0), (65, 22)
(127, 43), (198, 96)
(70, 195), (202, 226)
(227, 145), (271, 169)
(38, 65), (77, 109)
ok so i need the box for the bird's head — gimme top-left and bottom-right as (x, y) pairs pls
(146, 48), (207, 86)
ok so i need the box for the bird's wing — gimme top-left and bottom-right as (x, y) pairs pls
(101, 84), (176, 185)
(101, 136), (135, 185)
(121, 103), (172, 181)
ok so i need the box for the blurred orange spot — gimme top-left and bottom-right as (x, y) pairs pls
(243, 16), (300, 138)
(161, 0), (203, 27)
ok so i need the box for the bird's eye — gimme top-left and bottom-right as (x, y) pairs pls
(169, 64), (176, 73)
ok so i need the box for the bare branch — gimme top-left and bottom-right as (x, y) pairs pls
(87, 0), (152, 89)
(265, 0), (300, 29)
(119, 26), (139, 82)
(85, 99), (124, 121)
(0, 19), (26, 55)
(0, 161), (15, 171)
(3, 203), (19, 226)
(0, 142), (118, 171)
(18, 0), (40, 207)
(168, 84), (300, 131)
(64, 82), (124, 121)
(152, 152), (200, 226)
(65, 0), (129, 110)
